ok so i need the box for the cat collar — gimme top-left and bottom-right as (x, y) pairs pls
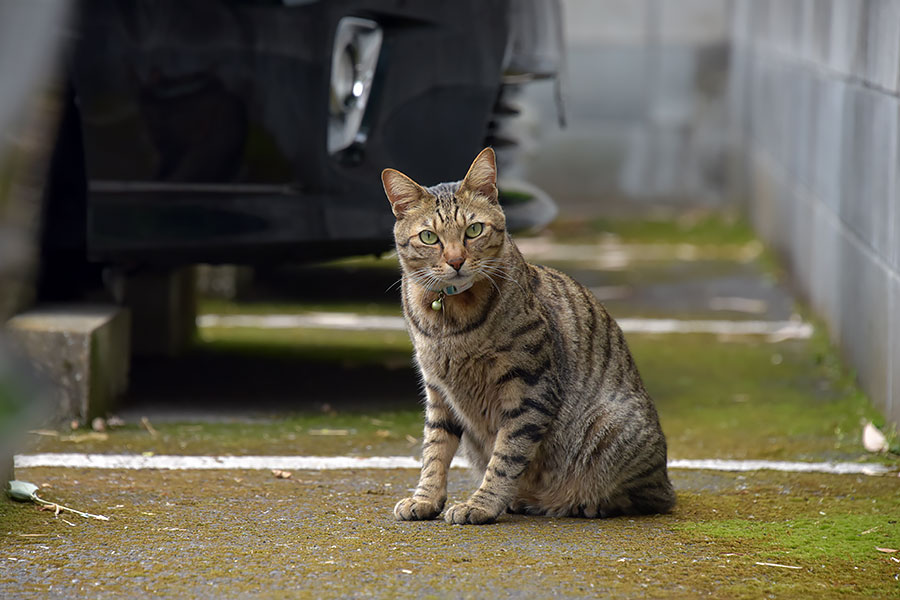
(428, 279), (474, 311)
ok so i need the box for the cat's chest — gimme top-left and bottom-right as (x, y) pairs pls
(417, 342), (497, 388)
(416, 342), (509, 425)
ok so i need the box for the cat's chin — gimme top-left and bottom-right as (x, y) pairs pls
(438, 274), (476, 290)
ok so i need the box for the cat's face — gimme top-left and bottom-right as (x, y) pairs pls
(382, 148), (507, 292)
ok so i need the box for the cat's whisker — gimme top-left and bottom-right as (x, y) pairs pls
(477, 264), (525, 292)
(478, 269), (503, 295)
(386, 277), (406, 292)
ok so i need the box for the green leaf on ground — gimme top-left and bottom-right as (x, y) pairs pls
(7, 480), (38, 502)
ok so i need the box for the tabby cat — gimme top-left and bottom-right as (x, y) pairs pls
(382, 148), (675, 524)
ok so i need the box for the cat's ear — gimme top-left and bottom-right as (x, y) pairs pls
(461, 147), (498, 203)
(382, 169), (426, 218)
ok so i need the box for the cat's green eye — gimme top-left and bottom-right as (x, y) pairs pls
(465, 223), (484, 239)
(419, 230), (439, 245)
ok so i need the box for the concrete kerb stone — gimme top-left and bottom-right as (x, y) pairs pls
(4, 304), (130, 426)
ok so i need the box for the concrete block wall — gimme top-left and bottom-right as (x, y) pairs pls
(730, 0), (900, 424)
(511, 0), (734, 216)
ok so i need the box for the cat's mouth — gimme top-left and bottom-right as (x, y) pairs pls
(431, 272), (476, 293)
(445, 272), (476, 285)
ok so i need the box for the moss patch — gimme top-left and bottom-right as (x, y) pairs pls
(197, 326), (412, 367)
(547, 211), (756, 245)
(679, 514), (900, 562)
(2, 468), (898, 599)
(200, 298), (401, 318)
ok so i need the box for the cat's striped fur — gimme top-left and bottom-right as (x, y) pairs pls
(382, 148), (675, 524)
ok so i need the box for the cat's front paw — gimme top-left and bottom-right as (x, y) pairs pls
(394, 497), (445, 521)
(444, 502), (498, 525)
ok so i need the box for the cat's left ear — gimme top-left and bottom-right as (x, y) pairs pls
(461, 147), (498, 204)
(382, 168), (426, 218)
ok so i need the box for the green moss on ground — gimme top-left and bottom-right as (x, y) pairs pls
(547, 211), (756, 245)
(2, 468), (898, 599)
(197, 326), (412, 366)
(631, 333), (884, 462)
(24, 412), (426, 458)
(200, 298), (401, 318)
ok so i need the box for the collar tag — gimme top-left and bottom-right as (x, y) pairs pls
(430, 279), (474, 296)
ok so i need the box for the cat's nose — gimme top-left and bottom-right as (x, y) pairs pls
(447, 256), (466, 271)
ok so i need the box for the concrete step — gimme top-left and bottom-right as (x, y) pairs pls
(5, 304), (130, 426)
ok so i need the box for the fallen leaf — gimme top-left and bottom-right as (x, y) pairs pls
(875, 547), (898, 553)
(7, 481), (39, 502)
(755, 562), (801, 570)
(862, 422), (888, 453)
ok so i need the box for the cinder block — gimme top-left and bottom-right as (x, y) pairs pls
(748, 149), (778, 243)
(810, 202), (842, 335)
(838, 232), (891, 421)
(766, 0), (802, 54)
(564, 0), (647, 45)
(811, 0), (833, 67)
(731, 0), (751, 43)
(5, 305), (130, 425)
(894, 100), (900, 272)
(726, 45), (749, 138)
(659, 0), (731, 44)
(792, 70), (815, 190)
(866, 0), (900, 92)
(890, 274), (900, 424)
(813, 78), (846, 212)
(773, 170), (795, 260)
(563, 45), (648, 122)
(839, 86), (895, 261)
(828, 0), (867, 76)
(790, 187), (814, 297)
(649, 45), (696, 122)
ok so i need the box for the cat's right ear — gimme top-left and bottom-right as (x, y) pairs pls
(382, 169), (425, 218)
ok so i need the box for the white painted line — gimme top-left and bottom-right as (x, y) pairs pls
(198, 313), (813, 340)
(198, 313), (407, 331)
(14, 454), (891, 476)
(14, 453), (439, 471)
(515, 239), (765, 267)
(615, 318), (814, 339)
(667, 459), (891, 476)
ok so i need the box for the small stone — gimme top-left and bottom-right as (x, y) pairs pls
(91, 417), (106, 432)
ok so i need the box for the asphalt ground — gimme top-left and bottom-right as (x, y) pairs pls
(4, 216), (899, 598)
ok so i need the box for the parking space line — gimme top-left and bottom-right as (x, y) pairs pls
(14, 454), (889, 475)
(197, 313), (813, 340)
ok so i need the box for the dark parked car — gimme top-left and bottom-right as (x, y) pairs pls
(39, 0), (563, 303)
